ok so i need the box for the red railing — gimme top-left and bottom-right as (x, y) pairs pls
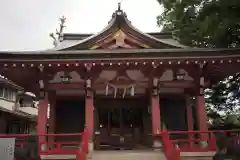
(155, 130), (239, 160)
(159, 131), (180, 160)
(168, 130), (240, 152)
(2, 129), (238, 160)
(0, 128), (88, 160)
(168, 130), (217, 152)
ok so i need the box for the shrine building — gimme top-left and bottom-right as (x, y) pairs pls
(0, 6), (240, 151)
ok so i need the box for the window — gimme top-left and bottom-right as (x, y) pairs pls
(4, 89), (10, 99)
(0, 88), (4, 97)
(0, 87), (17, 102)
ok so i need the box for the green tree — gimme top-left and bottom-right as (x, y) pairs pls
(156, 0), (240, 127)
(157, 0), (240, 47)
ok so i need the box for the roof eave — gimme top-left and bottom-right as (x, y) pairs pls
(0, 48), (240, 60)
(0, 78), (24, 91)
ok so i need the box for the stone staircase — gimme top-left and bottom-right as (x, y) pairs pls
(91, 151), (215, 160)
(40, 150), (215, 160)
(91, 150), (166, 160)
(40, 150), (166, 160)
(180, 152), (215, 160)
(182, 157), (212, 160)
(182, 158), (212, 160)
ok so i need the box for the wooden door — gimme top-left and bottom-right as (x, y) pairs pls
(95, 98), (145, 150)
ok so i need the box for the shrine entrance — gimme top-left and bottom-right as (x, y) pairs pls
(94, 97), (148, 150)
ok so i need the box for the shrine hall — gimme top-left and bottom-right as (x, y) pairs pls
(0, 6), (240, 152)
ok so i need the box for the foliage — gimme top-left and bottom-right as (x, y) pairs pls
(205, 72), (240, 128)
(157, 0), (240, 48)
(206, 74), (240, 113)
(156, 0), (240, 127)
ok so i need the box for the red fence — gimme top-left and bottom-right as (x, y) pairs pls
(0, 128), (88, 160)
(154, 130), (240, 160)
(1, 129), (239, 160)
(154, 131), (180, 160)
(168, 130), (217, 152)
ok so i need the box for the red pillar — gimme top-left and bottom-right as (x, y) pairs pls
(37, 99), (49, 147)
(196, 95), (208, 132)
(85, 94), (94, 141)
(185, 95), (194, 144)
(196, 95), (208, 144)
(48, 93), (56, 145)
(194, 63), (208, 140)
(151, 93), (161, 134)
(151, 92), (162, 149)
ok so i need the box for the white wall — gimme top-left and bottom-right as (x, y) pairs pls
(0, 98), (38, 116)
(18, 106), (38, 116)
(0, 98), (15, 111)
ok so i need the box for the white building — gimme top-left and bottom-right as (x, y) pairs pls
(0, 76), (38, 134)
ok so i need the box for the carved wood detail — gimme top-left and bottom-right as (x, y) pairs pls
(90, 29), (151, 49)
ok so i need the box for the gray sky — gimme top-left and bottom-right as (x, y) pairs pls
(0, 0), (162, 51)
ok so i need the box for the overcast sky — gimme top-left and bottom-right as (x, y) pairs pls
(0, 0), (162, 51)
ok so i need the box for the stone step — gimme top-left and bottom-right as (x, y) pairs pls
(91, 150), (166, 160)
(182, 157), (212, 160)
(180, 152), (215, 160)
(40, 151), (216, 160)
(40, 150), (166, 160)
(40, 154), (76, 160)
